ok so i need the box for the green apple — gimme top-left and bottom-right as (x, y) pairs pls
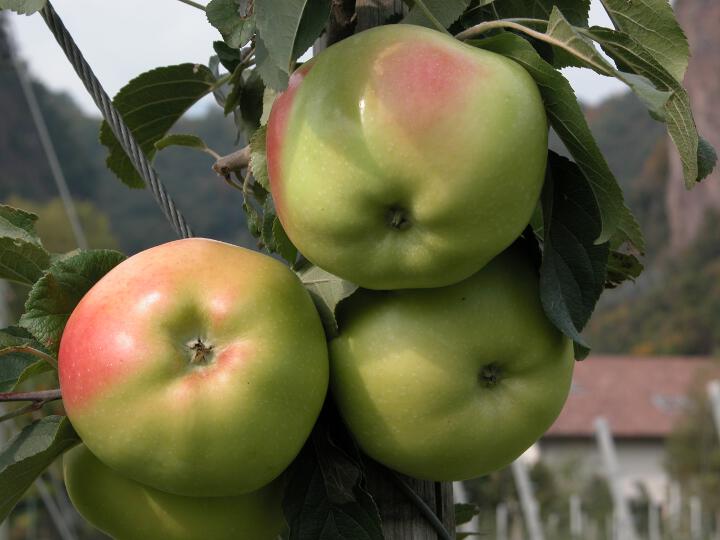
(58, 238), (328, 497)
(329, 247), (574, 480)
(267, 24), (548, 290)
(64, 444), (285, 540)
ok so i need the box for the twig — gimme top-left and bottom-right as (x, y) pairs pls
(388, 471), (454, 540)
(0, 389), (63, 402)
(0, 389), (62, 423)
(455, 19), (615, 78)
(0, 345), (58, 370)
(175, 0), (206, 11)
(326, 0), (358, 46)
(213, 145), (251, 180)
(0, 401), (47, 423)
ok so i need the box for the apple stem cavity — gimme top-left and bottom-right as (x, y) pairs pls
(479, 364), (502, 388)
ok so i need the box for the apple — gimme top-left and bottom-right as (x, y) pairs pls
(64, 444), (286, 540)
(329, 246), (574, 480)
(267, 24), (548, 290)
(58, 238), (328, 497)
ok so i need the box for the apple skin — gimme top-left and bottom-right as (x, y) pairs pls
(329, 247), (574, 480)
(267, 24), (548, 290)
(64, 444), (285, 540)
(58, 238), (328, 497)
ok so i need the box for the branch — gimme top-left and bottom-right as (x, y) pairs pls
(175, 0), (206, 11)
(326, 0), (358, 47)
(0, 389), (62, 422)
(212, 145), (251, 180)
(0, 389), (62, 402)
(455, 19), (615, 78)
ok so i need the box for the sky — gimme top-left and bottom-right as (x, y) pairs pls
(7, 0), (627, 117)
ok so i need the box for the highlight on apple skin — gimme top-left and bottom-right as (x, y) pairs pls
(329, 246), (574, 480)
(267, 24), (548, 290)
(58, 238), (329, 497)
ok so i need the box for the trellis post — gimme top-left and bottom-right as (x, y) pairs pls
(315, 1), (456, 537)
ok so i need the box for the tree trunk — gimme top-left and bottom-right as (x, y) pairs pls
(317, 1), (456, 538)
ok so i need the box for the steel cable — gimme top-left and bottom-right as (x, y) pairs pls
(39, 1), (193, 239)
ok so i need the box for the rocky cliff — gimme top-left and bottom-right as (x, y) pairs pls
(666, 0), (720, 250)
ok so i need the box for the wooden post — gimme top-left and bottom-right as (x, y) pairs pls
(690, 496), (702, 540)
(708, 380), (720, 444)
(594, 417), (637, 540)
(569, 494), (583, 538)
(496, 502), (509, 540)
(648, 502), (660, 540)
(511, 459), (544, 540)
(316, 1), (455, 537)
(0, 281), (9, 540)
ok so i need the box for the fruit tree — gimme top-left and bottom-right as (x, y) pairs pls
(0, 0), (715, 539)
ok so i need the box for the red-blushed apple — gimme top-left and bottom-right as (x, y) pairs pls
(64, 444), (286, 540)
(329, 246), (574, 480)
(59, 238), (328, 497)
(267, 24), (548, 290)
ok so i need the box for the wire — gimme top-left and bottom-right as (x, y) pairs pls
(38, 1), (193, 239)
(14, 58), (89, 249)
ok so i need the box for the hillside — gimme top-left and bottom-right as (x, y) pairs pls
(0, 5), (717, 356)
(0, 44), (254, 254)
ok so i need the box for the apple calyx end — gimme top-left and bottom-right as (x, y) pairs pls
(479, 364), (501, 388)
(188, 338), (215, 366)
(385, 206), (412, 231)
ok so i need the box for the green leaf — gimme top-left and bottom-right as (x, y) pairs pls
(296, 263), (358, 339)
(698, 137), (718, 183)
(455, 502), (480, 526)
(490, 0), (590, 27)
(0, 416), (80, 522)
(539, 152), (610, 354)
(0, 205), (51, 285)
(20, 250), (126, 355)
(0, 0), (45, 15)
(255, 0), (330, 75)
(472, 32), (642, 249)
(273, 219), (298, 266)
(237, 69), (266, 137)
(99, 64), (217, 188)
(0, 327), (53, 392)
(605, 250), (643, 289)
(154, 134), (213, 154)
(207, 0), (256, 49)
(403, 0), (471, 29)
(599, 0), (689, 82)
(584, 26), (717, 187)
(283, 409), (383, 540)
(213, 41), (243, 73)
(545, 8), (670, 116)
(250, 124), (270, 190)
(255, 35), (290, 91)
(261, 87), (279, 126)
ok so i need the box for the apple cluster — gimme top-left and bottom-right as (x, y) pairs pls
(58, 25), (574, 540)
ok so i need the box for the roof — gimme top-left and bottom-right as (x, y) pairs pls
(544, 356), (720, 439)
